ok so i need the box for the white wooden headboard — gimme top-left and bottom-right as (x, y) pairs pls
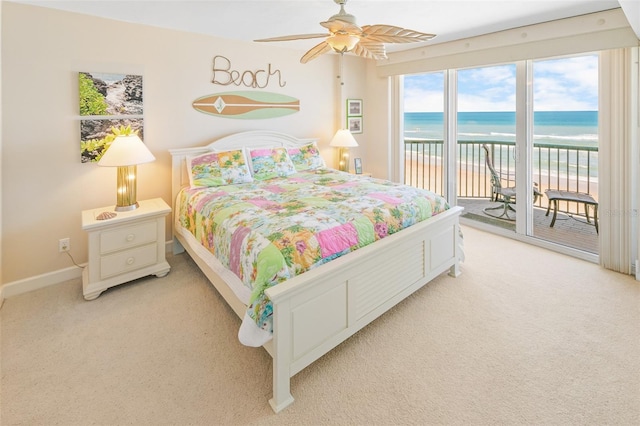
(169, 130), (318, 226)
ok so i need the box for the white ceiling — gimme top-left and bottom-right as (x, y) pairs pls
(9, 0), (632, 54)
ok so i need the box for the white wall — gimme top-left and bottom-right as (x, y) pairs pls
(330, 55), (392, 179)
(0, 2), (385, 285)
(338, 54), (376, 173)
(0, 3), (3, 294)
(362, 60), (394, 180)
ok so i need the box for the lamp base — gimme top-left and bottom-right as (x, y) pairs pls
(338, 147), (350, 172)
(114, 202), (140, 212)
(114, 165), (139, 212)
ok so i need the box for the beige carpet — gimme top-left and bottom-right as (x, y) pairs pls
(1, 226), (639, 425)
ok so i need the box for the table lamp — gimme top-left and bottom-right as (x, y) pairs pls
(329, 129), (358, 172)
(98, 134), (155, 211)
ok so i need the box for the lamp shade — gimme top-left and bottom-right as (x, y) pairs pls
(98, 134), (155, 167)
(329, 129), (358, 148)
(98, 134), (155, 212)
(327, 33), (360, 53)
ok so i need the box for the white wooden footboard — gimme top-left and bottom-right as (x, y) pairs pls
(265, 206), (463, 412)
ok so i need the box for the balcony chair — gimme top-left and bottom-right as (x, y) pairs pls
(482, 144), (540, 221)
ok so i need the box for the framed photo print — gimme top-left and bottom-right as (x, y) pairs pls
(347, 116), (363, 134)
(79, 72), (143, 116)
(347, 99), (362, 116)
(354, 157), (363, 174)
(78, 71), (144, 163)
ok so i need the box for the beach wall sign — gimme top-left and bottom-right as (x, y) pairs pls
(193, 55), (299, 119)
(211, 55), (286, 88)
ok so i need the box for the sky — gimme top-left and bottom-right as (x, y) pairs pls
(403, 54), (598, 112)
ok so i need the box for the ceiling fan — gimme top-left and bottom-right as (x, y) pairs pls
(254, 0), (436, 63)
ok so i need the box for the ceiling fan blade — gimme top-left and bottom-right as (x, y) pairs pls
(254, 33), (330, 42)
(361, 25), (435, 44)
(320, 19), (362, 35)
(352, 42), (387, 60)
(300, 41), (333, 64)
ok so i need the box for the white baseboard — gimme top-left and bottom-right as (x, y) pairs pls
(2, 265), (84, 299)
(0, 240), (176, 304)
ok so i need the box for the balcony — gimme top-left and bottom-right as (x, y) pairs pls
(404, 139), (599, 254)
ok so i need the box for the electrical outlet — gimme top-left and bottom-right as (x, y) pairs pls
(59, 238), (70, 252)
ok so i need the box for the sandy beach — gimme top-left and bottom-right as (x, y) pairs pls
(404, 157), (599, 216)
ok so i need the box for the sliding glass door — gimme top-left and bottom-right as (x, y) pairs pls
(402, 54), (599, 254)
(456, 64), (518, 230)
(403, 72), (445, 195)
(530, 55), (599, 253)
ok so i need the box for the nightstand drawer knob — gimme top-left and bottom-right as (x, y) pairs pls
(126, 234), (135, 242)
(126, 257), (135, 265)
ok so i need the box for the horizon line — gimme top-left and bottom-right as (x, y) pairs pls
(405, 110), (598, 113)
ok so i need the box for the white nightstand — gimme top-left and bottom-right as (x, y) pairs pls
(81, 198), (172, 300)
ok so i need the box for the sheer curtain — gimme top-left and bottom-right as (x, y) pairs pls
(598, 47), (638, 275)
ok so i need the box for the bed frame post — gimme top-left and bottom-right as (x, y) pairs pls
(449, 258), (461, 277)
(269, 299), (294, 413)
(448, 223), (463, 277)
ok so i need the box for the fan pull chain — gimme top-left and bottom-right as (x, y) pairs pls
(339, 53), (345, 125)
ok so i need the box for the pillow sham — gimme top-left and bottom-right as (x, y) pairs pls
(288, 142), (326, 171)
(186, 149), (253, 188)
(248, 147), (297, 180)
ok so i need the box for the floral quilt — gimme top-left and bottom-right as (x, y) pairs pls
(177, 169), (449, 339)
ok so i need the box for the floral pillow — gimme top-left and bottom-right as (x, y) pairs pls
(186, 149), (253, 188)
(248, 147), (297, 180)
(288, 142), (326, 171)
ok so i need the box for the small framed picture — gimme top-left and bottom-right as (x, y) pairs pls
(354, 157), (363, 174)
(347, 99), (362, 116)
(347, 116), (363, 134)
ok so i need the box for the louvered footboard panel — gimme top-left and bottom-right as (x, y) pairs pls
(350, 240), (425, 321)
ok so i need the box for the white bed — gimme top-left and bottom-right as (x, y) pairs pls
(169, 130), (464, 413)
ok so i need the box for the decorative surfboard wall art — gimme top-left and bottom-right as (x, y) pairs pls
(192, 91), (300, 119)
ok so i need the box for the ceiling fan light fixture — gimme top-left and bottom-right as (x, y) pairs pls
(328, 33), (359, 53)
(256, 0), (435, 63)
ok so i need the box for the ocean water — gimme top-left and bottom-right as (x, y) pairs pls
(404, 111), (598, 147)
(404, 111), (599, 179)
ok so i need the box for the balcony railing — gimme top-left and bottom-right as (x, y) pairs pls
(404, 139), (598, 215)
